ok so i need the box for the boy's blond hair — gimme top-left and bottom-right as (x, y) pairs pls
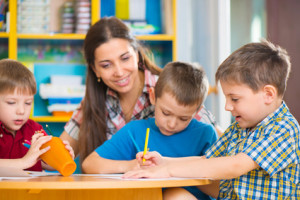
(215, 40), (291, 97)
(0, 59), (36, 95)
(155, 61), (209, 108)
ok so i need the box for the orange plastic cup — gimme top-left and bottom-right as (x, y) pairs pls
(40, 137), (76, 176)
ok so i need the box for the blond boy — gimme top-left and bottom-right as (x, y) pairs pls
(0, 59), (74, 171)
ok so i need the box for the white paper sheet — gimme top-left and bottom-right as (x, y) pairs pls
(0, 167), (61, 180)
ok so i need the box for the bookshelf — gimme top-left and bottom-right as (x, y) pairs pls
(2, 0), (177, 124)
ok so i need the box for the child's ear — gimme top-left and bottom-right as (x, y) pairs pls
(149, 87), (156, 105)
(263, 85), (277, 104)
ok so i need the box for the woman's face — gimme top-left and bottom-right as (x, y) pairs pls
(93, 38), (140, 94)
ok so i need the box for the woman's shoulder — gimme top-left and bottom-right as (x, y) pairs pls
(144, 68), (159, 88)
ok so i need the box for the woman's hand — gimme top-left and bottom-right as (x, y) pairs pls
(62, 140), (75, 159)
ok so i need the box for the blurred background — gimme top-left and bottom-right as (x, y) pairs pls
(0, 0), (299, 133)
(177, 0), (300, 130)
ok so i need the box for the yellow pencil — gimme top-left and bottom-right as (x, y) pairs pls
(142, 128), (150, 164)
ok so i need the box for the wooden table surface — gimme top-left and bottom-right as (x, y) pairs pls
(0, 175), (212, 200)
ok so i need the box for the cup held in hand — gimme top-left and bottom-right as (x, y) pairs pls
(40, 137), (76, 176)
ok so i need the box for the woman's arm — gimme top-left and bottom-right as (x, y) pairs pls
(82, 151), (140, 174)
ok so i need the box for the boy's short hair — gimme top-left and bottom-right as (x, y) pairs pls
(0, 59), (36, 95)
(215, 40), (291, 96)
(155, 61), (209, 108)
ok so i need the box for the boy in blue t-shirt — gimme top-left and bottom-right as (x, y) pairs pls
(82, 61), (218, 200)
(123, 40), (300, 199)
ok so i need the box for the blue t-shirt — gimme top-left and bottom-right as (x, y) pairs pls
(96, 118), (218, 200)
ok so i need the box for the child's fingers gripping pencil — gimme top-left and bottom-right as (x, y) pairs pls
(142, 128), (150, 164)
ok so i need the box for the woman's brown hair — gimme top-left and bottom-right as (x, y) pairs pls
(79, 17), (162, 164)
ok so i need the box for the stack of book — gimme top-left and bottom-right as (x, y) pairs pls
(0, 0), (7, 32)
(17, 0), (50, 33)
(61, 1), (75, 33)
(100, 0), (173, 35)
(75, 0), (90, 34)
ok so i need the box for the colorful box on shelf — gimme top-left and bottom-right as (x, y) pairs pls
(47, 97), (82, 117)
(50, 75), (83, 86)
(47, 103), (79, 117)
(48, 97), (82, 105)
(52, 111), (74, 117)
(39, 84), (85, 99)
(39, 82), (84, 117)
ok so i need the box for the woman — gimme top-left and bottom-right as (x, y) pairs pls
(60, 17), (220, 165)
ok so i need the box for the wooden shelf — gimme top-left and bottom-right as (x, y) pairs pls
(17, 33), (86, 40)
(0, 32), (9, 38)
(16, 34), (175, 41)
(136, 34), (175, 41)
(30, 116), (71, 123)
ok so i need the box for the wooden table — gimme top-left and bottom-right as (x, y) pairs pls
(0, 175), (211, 200)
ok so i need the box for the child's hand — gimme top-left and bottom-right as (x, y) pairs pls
(123, 163), (171, 179)
(62, 140), (75, 160)
(136, 151), (164, 168)
(31, 132), (47, 144)
(22, 135), (52, 169)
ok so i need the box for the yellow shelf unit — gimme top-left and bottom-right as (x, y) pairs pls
(30, 116), (71, 123)
(17, 33), (87, 40)
(0, 32), (9, 38)
(7, 0), (177, 123)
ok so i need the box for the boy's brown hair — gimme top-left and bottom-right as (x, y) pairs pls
(155, 61), (209, 108)
(0, 59), (36, 95)
(215, 40), (291, 97)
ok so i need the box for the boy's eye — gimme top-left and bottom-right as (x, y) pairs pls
(7, 101), (15, 105)
(179, 118), (189, 122)
(162, 111), (170, 116)
(232, 98), (238, 102)
(25, 102), (32, 106)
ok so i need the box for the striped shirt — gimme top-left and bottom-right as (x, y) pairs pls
(206, 101), (300, 199)
(65, 68), (217, 140)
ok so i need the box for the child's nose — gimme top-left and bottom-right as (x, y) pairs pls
(16, 104), (25, 115)
(167, 118), (177, 129)
(225, 102), (233, 111)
